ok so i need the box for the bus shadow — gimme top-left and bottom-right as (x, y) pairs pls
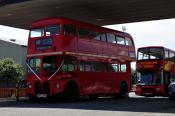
(1, 97), (175, 113)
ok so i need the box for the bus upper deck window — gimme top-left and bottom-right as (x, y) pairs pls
(90, 31), (101, 41)
(46, 25), (60, 36)
(78, 28), (90, 38)
(107, 33), (116, 43)
(116, 36), (125, 45)
(125, 37), (133, 46)
(63, 25), (76, 36)
(30, 28), (44, 38)
(101, 33), (107, 42)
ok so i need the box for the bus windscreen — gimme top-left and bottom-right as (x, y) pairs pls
(138, 48), (163, 60)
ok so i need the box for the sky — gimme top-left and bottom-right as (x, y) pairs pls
(0, 18), (175, 50)
(0, 25), (29, 45)
(104, 18), (175, 51)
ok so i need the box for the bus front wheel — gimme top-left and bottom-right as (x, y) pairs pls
(63, 82), (79, 102)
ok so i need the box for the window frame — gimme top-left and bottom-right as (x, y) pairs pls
(116, 36), (125, 45)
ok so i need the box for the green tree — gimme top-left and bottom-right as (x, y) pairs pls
(0, 58), (24, 86)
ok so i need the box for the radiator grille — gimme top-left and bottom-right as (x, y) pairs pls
(43, 81), (50, 94)
(34, 81), (50, 94)
(34, 81), (42, 94)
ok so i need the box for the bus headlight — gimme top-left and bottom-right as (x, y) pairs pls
(28, 84), (32, 88)
(56, 83), (60, 89)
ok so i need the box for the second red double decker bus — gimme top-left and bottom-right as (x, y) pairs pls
(135, 46), (175, 97)
(26, 17), (136, 101)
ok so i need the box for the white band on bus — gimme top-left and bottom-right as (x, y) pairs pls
(26, 62), (42, 81)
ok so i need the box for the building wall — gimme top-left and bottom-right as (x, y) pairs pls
(0, 39), (27, 72)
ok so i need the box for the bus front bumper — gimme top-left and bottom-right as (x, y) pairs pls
(135, 85), (165, 96)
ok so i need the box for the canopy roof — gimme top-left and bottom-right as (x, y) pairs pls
(0, 0), (175, 29)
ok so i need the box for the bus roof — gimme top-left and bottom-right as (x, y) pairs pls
(30, 17), (132, 38)
(138, 46), (164, 49)
(138, 46), (175, 53)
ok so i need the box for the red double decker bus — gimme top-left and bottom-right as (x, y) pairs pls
(26, 17), (136, 101)
(135, 46), (175, 97)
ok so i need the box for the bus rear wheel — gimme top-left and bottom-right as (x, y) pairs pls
(169, 95), (175, 100)
(89, 95), (99, 100)
(63, 82), (79, 102)
(29, 95), (38, 102)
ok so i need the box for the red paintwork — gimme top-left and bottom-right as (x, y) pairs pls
(26, 17), (135, 97)
(28, 17), (135, 60)
(135, 85), (165, 96)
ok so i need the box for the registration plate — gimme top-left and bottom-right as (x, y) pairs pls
(145, 93), (152, 95)
(37, 94), (47, 98)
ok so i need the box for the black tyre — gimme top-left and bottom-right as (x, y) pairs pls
(169, 95), (174, 101)
(119, 82), (128, 98)
(29, 95), (38, 103)
(63, 82), (79, 102)
(89, 95), (99, 100)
